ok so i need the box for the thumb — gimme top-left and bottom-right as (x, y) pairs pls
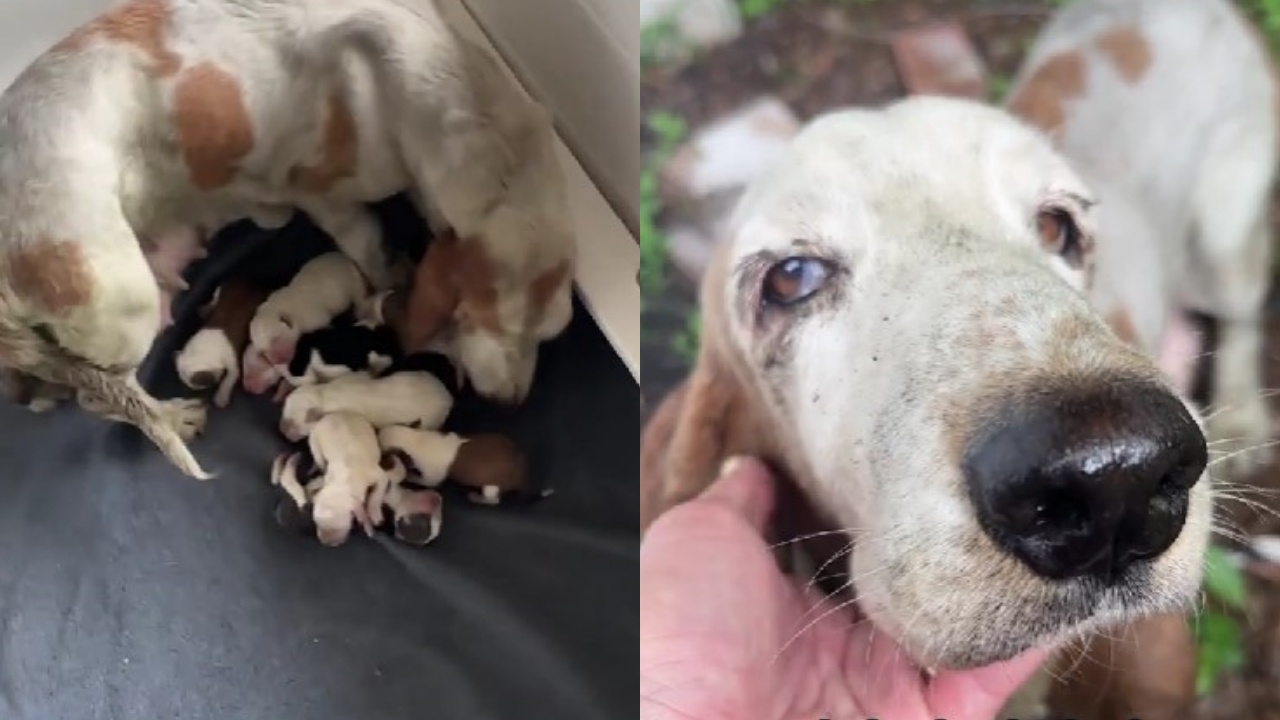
(695, 455), (776, 534)
(925, 646), (1050, 720)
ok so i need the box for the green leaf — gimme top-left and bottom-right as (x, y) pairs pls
(646, 112), (688, 152)
(1193, 610), (1245, 696)
(1202, 545), (1248, 610)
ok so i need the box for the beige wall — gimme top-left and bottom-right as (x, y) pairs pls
(458, 0), (640, 236)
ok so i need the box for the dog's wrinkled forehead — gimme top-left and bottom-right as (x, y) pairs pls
(727, 96), (1094, 262)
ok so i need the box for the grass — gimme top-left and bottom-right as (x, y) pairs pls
(1194, 544), (1249, 695)
(672, 311), (702, 362)
(640, 111), (689, 314)
(641, 17), (681, 69)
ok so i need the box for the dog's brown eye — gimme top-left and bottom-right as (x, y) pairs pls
(762, 257), (831, 307)
(1036, 208), (1082, 265)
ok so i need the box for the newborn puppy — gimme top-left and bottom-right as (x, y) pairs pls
(270, 450), (321, 533)
(378, 426), (543, 504)
(305, 411), (394, 547)
(283, 313), (401, 387)
(175, 277), (270, 407)
(380, 475), (445, 546)
(270, 442), (442, 545)
(279, 371), (454, 441)
(248, 251), (368, 367)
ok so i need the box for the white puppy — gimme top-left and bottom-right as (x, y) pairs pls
(279, 371), (453, 442)
(305, 411), (394, 547)
(248, 251), (369, 368)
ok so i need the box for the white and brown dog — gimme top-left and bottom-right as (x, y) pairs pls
(0, 0), (576, 478)
(641, 94), (1216, 718)
(1006, 0), (1278, 480)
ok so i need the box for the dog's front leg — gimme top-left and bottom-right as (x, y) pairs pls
(300, 203), (391, 290)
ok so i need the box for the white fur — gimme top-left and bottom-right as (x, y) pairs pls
(174, 328), (239, 408)
(376, 425), (464, 486)
(280, 371), (452, 441)
(719, 95), (1211, 667)
(248, 252), (368, 360)
(306, 411), (388, 547)
(0, 0), (576, 474)
(1007, 0), (1278, 475)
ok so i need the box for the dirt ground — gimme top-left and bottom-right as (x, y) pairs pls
(641, 0), (1280, 716)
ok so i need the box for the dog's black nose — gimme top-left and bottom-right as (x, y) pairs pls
(963, 381), (1206, 582)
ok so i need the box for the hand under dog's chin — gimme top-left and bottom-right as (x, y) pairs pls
(852, 561), (1195, 670)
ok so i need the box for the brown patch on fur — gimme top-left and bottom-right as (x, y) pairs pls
(528, 261), (570, 312)
(450, 434), (528, 492)
(1106, 307), (1140, 348)
(287, 92), (359, 194)
(640, 243), (776, 531)
(204, 278), (270, 354)
(455, 239), (502, 334)
(6, 240), (95, 314)
(1045, 612), (1194, 718)
(1007, 51), (1086, 138)
(1094, 26), (1152, 83)
(400, 233), (462, 352)
(171, 62), (255, 190)
(55, 0), (181, 76)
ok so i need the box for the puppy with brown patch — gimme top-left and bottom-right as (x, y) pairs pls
(640, 96), (1212, 718)
(377, 426), (544, 505)
(175, 276), (269, 408)
(0, 0), (576, 478)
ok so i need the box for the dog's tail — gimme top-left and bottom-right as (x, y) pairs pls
(0, 319), (210, 480)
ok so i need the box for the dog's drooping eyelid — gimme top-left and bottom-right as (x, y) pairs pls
(1036, 206), (1085, 268)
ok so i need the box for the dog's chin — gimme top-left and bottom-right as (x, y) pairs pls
(855, 562), (1197, 670)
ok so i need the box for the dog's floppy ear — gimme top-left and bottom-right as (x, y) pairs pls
(399, 232), (461, 353)
(1044, 611), (1194, 718)
(640, 246), (773, 533)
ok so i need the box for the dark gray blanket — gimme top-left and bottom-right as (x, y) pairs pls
(0, 197), (639, 720)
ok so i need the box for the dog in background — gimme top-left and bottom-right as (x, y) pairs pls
(1006, 0), (1278, 482)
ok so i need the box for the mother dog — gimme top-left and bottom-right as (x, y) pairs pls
(0, 0), (575, 478)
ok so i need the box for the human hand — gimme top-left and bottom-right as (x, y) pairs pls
(640, 456), (1048, 720)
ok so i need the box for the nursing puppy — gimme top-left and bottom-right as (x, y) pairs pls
(1006, 0), (1278, 480)
(281, 318), (400, 387)
(0, 0), (576, 478)
(279, 371), (453, 441)
(175, 276), (269, 408)
(248, 251), (368, 368)
(378, 426), (542, 504)
(640, 97), (1211, 717)
(271, 441), (443, 545)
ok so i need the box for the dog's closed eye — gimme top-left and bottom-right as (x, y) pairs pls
(762, 257), (833, 307)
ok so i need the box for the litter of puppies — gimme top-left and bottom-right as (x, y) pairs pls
(183, 221), (550, 549)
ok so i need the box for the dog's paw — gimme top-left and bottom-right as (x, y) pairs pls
(1206, 397), (1275, 481)
(159, 398), (208, 440)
